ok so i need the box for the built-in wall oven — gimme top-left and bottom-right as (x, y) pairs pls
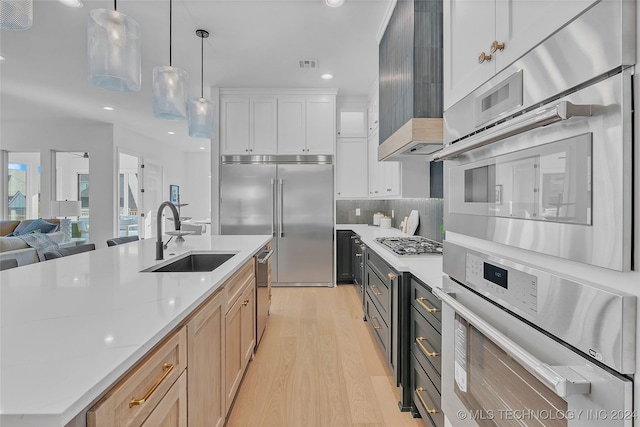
(436, 242), (635, 427)
(434, 1), (637, 425)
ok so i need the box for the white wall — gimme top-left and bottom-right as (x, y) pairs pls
(184, 152), (211, 222)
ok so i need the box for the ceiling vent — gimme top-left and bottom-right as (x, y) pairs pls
(298, 59), (318, 69)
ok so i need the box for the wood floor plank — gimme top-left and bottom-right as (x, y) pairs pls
(226, 286), (423, 427)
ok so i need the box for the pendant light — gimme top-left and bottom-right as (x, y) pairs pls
(187, 29), (214, 139)
(87, 0), (141, 92)
(0, 0), (32, 30)
(152, 0), (188, 120)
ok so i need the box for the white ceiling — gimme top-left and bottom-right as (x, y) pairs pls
(0, 0), (391, 152)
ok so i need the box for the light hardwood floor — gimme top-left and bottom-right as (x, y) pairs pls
(226, 285), (422, 427)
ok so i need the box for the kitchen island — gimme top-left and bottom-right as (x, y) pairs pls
(0, 234), (271, 427)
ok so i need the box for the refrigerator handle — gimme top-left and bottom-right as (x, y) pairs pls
(271, 178), (276, 237)
(279, 178), (284, 238)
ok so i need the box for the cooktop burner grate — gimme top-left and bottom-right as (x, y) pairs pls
(375, 236), (443, 256)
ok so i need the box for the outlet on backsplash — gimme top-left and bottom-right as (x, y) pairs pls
(391, 209), (394, 218)
(356, 208), (361, 216)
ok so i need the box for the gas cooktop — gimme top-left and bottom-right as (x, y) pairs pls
(375, 236), (443, 256)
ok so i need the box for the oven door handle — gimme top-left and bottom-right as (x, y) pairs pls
(433, 288), (591, 398)
(434, 101), (592, 161)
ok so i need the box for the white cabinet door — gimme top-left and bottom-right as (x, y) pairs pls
(277, 97), (306, 154)
(494, 0), (598, 70)
(221, 97), (250, 155)
(336, 137), (368, 198)
(306, 96), (335, 154)
(444, 0), (496, 110)
(368, 129), (382, 197)
(250, 97), (277, 154)
(338, 106), (367, 138)
(367, 85), (379, 136)
(381, 161), (401, 197)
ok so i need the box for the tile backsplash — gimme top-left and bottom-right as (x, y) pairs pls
(336, 198), (444, 242)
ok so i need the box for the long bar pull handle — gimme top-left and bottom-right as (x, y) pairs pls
(433, 288), (591, 397)
(279, 179), (284, 238)
(271, 178), (276, 237)
(257, 250), (274, 264)
(416, 297), (439, 314)
(415, 388), (438, 415)
(415, 337), (438, 358)
(371, 316), (382, 330)
(434, 101), (592, 161)
(129, 363), (174, 408)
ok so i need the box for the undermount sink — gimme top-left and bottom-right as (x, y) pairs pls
(144, 253), (236, 273)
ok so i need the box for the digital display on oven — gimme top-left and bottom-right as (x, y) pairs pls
(484, 263), (508, 289)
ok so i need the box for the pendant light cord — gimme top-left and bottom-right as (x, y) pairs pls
(169, 0), (172, 66)
(114, 0), (117, 11)
(200, 35), (204, 98)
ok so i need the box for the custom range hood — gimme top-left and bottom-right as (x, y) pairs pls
(377, 0), (443, 161)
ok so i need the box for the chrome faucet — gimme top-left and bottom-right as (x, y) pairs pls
(156, 201), (181, 260)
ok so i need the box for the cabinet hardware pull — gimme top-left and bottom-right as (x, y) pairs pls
(490, 40), (505, 53)
(351, 235), (358, 239)
(371, 316), (382, 330)
(478, 52), (492, 63)
(243, 299), (249, 306)
(416, 297), (439, 314)
(415, 387), (438, 414)
(387, 188), (392, 191)
(416, 337), (438, 358)
(356, 253), (362, 257)
(129, 363), (174, 408)
(370, 284), (382, 296)
(388, 273), (396, 281)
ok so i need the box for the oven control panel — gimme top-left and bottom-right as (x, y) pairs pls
(466, 253), (537, 316)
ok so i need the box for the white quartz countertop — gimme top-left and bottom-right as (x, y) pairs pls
(336, 224), (442, 289)
(0, 234), (271, 427)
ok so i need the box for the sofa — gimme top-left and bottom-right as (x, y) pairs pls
(0, 219), (64, 267)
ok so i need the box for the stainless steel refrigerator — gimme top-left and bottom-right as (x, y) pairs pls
(220, 156), (334, 286)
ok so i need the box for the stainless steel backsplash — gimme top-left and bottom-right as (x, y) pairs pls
(336, 198), (444, 242)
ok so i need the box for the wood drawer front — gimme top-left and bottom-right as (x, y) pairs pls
(366, 266), (390, 321)
(225, 259), (255, 312)
(410, 278), (441, 329)
(88, 327), (187, 427)
(411, 307), (441, 392)
(411, 355), (443, 427)
(140, 370), (187, 427)
(365, 293), (389, 357)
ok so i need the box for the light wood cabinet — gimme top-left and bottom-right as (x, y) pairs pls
(88, 327), (187, 427)
(444, 0), (597, 110)
(187, 290), (225, 427)
(224, 259), (256, 414)
(140, 371), (187, 427)
(221, 96), (277, 155)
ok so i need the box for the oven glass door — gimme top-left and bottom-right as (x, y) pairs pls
(450, 134), (592, 224)
(455, 315), (568, 426)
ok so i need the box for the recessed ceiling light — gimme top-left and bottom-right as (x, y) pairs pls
(321, 73), (334, 80)
(199, 147), (206, 150)
(58, 0), (84, 7)
(168, 131), (175, 135)
(103, 106), (114, 111)
(325, 0), (344, 7)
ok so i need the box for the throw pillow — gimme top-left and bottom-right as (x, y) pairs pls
(14, 219), (58, 236)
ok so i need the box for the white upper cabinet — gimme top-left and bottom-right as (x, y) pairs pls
(338, 103), (368, 138)
(444, 0), (598, 110)
(336, 137), (368, 198)
(305, 96), (335, 154)
(278, 96), (335, 154)
(220, 96), (276, 155)
(277, 97), (306, 154)
(367, 83), (379, 136)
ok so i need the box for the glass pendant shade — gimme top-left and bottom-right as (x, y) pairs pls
(187, 97), (215, 138)
(153, 66), (188, 120)
(0, 0), (32, 30)
(87, 9), (141, 92)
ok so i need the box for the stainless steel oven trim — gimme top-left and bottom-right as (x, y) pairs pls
(440, 277), (634, 427)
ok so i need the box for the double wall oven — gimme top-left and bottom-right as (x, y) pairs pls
(435, 1), (636, 425)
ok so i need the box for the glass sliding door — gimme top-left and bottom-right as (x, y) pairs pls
(6, 152), (41, 220)
(118, 152), (140, 237)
